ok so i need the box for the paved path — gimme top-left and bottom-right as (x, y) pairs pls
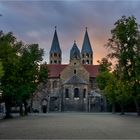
(0, 113), (140, 139)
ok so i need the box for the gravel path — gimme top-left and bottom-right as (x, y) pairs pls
(0, 112), (140, 139)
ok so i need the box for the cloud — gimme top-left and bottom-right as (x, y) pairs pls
(1, 1), (140, 64)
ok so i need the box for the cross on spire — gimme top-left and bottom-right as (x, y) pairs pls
(55, 26), (57, 30)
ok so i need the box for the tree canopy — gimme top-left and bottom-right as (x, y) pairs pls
(97, 16), (140, 115)
(0, 31), (48, 118)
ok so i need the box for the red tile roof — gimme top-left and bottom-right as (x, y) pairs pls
(83, 65), (99, 77)
(47, 64), (67, 78)
(47, 64), (99, 78)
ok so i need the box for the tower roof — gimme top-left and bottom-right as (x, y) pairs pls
(70, 41), (81, 60)
(50, 27), (61, 54)
(81, 28), (93, 54)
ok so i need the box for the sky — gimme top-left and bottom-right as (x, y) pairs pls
(0, 0), (140, 64)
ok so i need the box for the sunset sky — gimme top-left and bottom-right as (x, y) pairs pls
(0, 1), (140, 64)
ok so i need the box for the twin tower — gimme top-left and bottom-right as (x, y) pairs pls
(49, 27), (93, 65)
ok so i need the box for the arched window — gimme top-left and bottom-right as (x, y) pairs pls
(47, 81), (51, 88)
(74, 69), (76, 74)
(82, 60), (85, 64)
(86, 60), (89, 64)
(53, 81), (57, 88)
(86, 53), (89, 58)
(65, 89), (69, 98)
(83, 89), (86, 98)
(54, 53), (57, 57)
(54, 60), (57, 63)
(74, 88), (79, 98)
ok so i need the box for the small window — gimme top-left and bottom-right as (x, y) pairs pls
(65, 89), (69, 98)
(74, 63), (76, 65)
(74, 88), (79, 98)
(59, 61), (61, 64)
(59, 54), (61, 58)
(82, 60), (84, 64)
(86, 53), (89, 58)
(54, 60), (57, 63)
(53, 81), (57, 88)
(50, 61), (52, 64)
(54, 53), (57, 57)
(86, 60), (89, 64)
(74, 69), (76, 74)
(83, 89), (86, 98)
(51, 54), (52, 57)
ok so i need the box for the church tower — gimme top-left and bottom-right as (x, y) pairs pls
(81, 28), (93, 65)
(49, 27), (62, 64)
(70, 40), (81, 62)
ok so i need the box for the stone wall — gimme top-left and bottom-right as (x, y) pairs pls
(60, 59), (89, 83)
(62, 84), (88, 111)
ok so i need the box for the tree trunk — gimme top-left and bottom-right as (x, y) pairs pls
(23, 100), (28, 116)
(134, 99), (140, 116)
(30, 98), (33, 113)
(4, 101), (12, 119)
(120, 104), (125, 115)
(19, 103), (24, 116)
(4, 96), (12, 119)
(112, 103), (116, 114)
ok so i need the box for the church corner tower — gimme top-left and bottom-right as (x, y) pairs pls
(81, 27), (93, 65)
(49, 26), (62, 64)
(70, 40), (81, 63)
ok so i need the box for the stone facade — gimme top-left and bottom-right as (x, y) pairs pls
(32, 28), (106, 113)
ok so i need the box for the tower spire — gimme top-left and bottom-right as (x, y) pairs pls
(49, 27), (62, 64)
(81, 28), (93, 65)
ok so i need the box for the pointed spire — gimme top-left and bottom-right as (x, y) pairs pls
(70, 41), (81, 60)
(50, 26), (61, 54)
(81, 27), (93, 54)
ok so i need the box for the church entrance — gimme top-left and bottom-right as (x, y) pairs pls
(41, 99), (47, 113)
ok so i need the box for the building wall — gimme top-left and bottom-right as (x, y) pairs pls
(60, 59), (89, 83)
(32, 61), (104, 113)
(50, 53), (61, 64)
(62, 84), (88, 111)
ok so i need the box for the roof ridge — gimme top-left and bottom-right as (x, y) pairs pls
(64, 74), (88, 85)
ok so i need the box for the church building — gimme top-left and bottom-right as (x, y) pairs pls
(32, 27), (106, 113)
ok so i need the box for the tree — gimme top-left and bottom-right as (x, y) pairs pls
(96, 58), (117, 113)
(97, 58), (112, 73)
(106, 16), (140, 116)
(103, 74), (117, 113)
(0, 31), (48, 118)
(0, 61), (4, 79)
(16, 44), (47, 116)
(0, 31), (22, 118)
